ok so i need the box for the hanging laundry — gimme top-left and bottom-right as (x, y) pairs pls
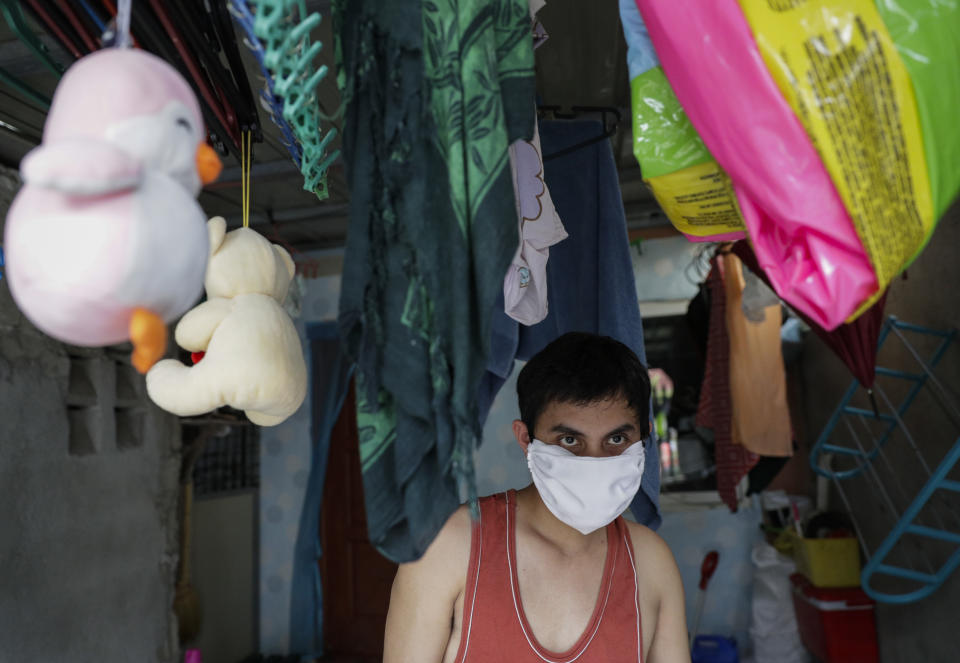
(733, 241), (889, 388)
(747, 454), (792, 496)
(532, 19), (548, 49)
(479, 119), (661, 529)
(288, 324), (354, 655)
(740, 266), (780, 323)
(504, 115), (568, 326)
(685, 282), (710, 363)
(696, 255), (758, 512)
(503, 0), (565, 326)
(335, 0), (535, 563)
(724, 253), (792, 458)
(529, 0), (549, 49)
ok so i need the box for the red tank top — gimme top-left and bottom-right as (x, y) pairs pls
(453, 490), (644, 663)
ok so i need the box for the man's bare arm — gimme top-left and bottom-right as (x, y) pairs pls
(628, 524), (691, 663)
(383, 506), (471, 663)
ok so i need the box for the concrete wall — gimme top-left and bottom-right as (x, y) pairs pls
(801, 204), (960, 662)
(192, 492), (257, 663)
(0, 168), (182, 663)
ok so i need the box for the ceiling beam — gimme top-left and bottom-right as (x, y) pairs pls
(216, 158), (300, 183)
(223, 202), (351, 228)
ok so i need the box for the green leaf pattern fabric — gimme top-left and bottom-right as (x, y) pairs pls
(336, 0), (534, 563)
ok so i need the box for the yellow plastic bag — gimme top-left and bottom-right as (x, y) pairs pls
(737, 0), (933, 303)
(630, 66), (747, 240)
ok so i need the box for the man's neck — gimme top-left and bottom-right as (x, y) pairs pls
(515, 485), (606, 556)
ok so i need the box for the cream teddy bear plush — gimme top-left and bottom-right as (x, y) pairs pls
(146, 217), (307, 426)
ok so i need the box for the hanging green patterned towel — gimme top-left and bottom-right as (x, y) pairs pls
(335, 0), (534, 563)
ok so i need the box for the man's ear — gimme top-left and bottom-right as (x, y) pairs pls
(513, 419), (532, 454)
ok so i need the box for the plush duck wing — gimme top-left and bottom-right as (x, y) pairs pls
(21, 138), (143, 195)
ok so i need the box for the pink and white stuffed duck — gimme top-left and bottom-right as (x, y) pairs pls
(3, 48), (221, 372)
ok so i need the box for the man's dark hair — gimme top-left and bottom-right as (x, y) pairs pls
(517, 332), (651, 437)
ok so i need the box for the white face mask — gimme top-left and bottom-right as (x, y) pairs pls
(526, 439), (646, 535)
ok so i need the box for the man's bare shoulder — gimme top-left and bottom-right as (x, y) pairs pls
(623, 520), (683, 590)
(624, 520), (672, 557)
(623, 521), (690, 662)
(384, 506), (474, 662)
(428, 503), (473, 563)
(396, 504), (472, 591)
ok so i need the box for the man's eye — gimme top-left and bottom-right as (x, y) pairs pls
(559, 436), (578, 446)
(609, 435), (627, 445)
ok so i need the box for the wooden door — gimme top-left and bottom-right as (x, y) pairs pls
(320, 382), (398, 660)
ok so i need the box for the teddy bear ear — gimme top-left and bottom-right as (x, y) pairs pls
(207, 216), (227, 254)
(274, 245), (295, 279)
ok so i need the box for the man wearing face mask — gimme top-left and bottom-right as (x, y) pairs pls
(384, 333), (690, 663)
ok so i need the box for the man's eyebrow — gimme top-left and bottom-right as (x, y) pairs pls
(604, 423), (638, 437)
(549, 424), (585, 436)
(547, 423), (638, 437)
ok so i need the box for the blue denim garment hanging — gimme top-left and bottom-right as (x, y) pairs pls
(288, 323), (354, 655)
(477, 119), (661, 529)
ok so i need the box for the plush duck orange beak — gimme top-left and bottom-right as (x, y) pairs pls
(129, 308), (167, 374)
(196, 143), (222, 185)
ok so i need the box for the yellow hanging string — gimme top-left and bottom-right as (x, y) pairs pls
(245, 131), (252, 227)
(240, 131), (246, 228)
(241, 131), (252, 228)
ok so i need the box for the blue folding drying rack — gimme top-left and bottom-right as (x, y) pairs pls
(809, 317), (960, 604)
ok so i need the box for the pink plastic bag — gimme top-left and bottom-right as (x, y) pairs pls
(635, 0), (878, 330)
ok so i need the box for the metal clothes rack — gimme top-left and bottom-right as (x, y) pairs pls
(810, 316), (960, 603)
